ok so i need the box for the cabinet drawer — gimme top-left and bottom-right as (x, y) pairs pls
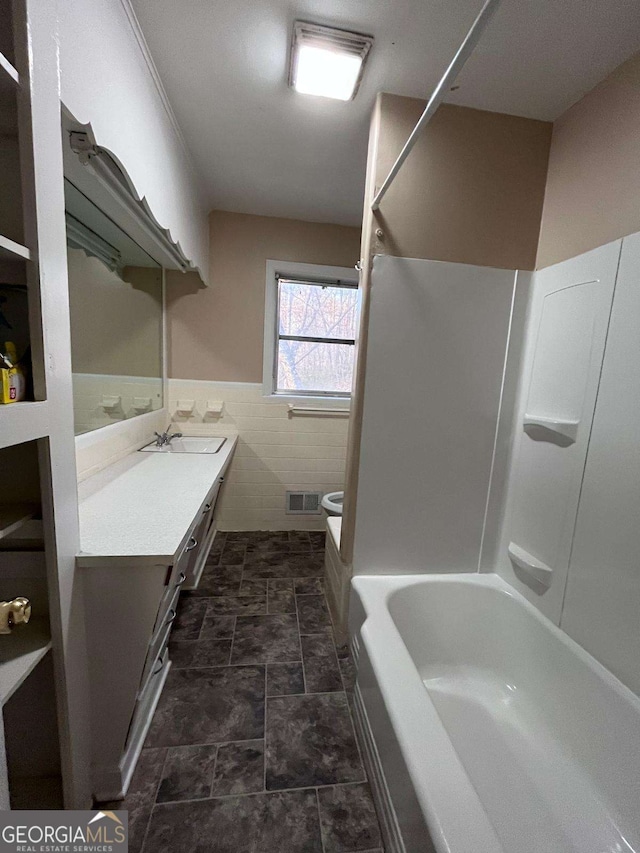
(152, 542), (193, 635)
(126, 636), (171, 755)
(138, 606), (174, 700)
(142, 577), (181, 694)
(183, 477), (225, 589)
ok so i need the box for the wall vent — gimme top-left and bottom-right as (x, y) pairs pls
(286, 491), (322, 514)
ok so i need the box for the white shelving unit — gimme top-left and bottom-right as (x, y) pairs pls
(0, 0), (91, 810)
(0, 401), (50, 451)
(0, 618), (51, 706)
(0, 234), (30, 261)
(0, 504), (36, 540)
(0, 51), (19, 86)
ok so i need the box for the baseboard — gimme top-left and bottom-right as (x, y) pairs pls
(352, 681), (406, 853)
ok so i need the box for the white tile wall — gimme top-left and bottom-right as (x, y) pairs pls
(168, 379), (349, 531)
(75, 408), (167, 483)
(73, 373), (163, 434)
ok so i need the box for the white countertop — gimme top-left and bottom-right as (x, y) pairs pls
(76, 435), (237, 567)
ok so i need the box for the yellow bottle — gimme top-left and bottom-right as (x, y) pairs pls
(0, 342), (26, 404)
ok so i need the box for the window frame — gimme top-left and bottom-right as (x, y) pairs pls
(263, 259), (359, 402)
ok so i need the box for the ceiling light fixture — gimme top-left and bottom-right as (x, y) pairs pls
(289, 21), (373, 101)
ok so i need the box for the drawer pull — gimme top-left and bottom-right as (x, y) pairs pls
(152, 650), (167, 676)
(203, 503), (211, 512)
(166, 608), (177, 626)
(186, 536), (198, 552)
(175, 572), (187, 587)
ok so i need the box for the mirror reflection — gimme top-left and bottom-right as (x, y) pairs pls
(64, 180), (163, 435)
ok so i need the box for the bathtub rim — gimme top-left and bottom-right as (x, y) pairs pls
(351, 571), (640, 853)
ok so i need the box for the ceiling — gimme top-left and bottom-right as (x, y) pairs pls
(131, 0), (640, 227)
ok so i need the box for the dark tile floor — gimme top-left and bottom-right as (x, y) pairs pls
(113, 531), (383, 853)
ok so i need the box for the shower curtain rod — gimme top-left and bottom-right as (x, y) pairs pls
(370, 0), (501, 212)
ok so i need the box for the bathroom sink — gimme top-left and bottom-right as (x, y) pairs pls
(140, 436), (227, 454)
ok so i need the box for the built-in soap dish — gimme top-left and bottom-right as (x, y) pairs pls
(101, 395), (121, 411)
(523, 414), (579, 447)
(175, 399), (196, 416)
(508, 542), (553, 591)
(205, 400), (224, 418)
(132, 397), (152, 412)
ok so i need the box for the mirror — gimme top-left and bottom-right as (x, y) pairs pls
(64, 180), (163, 435)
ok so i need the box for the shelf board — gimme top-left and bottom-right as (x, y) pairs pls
(0, 505), (37, 541)
(0, 52), (19, 87)
(0, 401), (49, 450)
(0, 618), (51, 706)
(10, 777), (63, 810)
(0, 235), (30, 262)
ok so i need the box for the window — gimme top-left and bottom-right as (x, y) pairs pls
(264, 261), (359, 398)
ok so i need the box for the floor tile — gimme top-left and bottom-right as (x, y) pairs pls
(135, 532), (381, 851)
(266, 662), (305, 697)
(206, 533), (226, 565)
(317, 783), (382, 853)
(211, 739), (264, 796)
(265, 693), (364, 790)
(339, 656), (357, 691)
(288, 542), (313, 554)
(227, 531), (289, 544)
(301, 634), (343, 693)
(219, 543), (246, 565)
(100, 747), (166, 853)
(267, 588), (296, 614)
(268, 579), (294, 593)
(246, 540), (301, 557)
(231, 614), (300, 664)
(297, 594), (333, 634)
(243, 550), (291, 569)
(289, 531), (311, 546)
(223, 531), (252, 542)
(188, 565), (243, 597)
(156, 744), (218, 804)
(308, 531), (326, 550)
(199, 614), (235, 640)
(169, 638), (232, 668)
(240, 578), (268, 596)
(294, 577), (324, 595)
(243, 551), (325, 579)
(145, 666), (265, 748)
(171, 597), (208, 641)
(144, 789), (322, 853)
(207, 595), (267, 616)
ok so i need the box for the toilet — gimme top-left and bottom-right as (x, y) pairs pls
(321, 491), (344, 516)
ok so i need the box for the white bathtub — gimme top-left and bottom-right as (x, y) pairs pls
(349, 573), (640, 853)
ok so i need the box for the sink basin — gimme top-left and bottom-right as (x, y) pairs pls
(140, 436), (227, 454)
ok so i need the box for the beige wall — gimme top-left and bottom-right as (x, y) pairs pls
(167, 210), (361, 382)
(537, 51), (640, 269)
(371, 95), (552, 271)
(67, 249), (162, 377)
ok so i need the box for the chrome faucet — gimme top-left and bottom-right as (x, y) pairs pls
(154, 425), (183, 447)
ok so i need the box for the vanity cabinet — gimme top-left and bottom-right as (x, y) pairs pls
(77, 439), (235, 800)
(182, 475), (224, 590)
